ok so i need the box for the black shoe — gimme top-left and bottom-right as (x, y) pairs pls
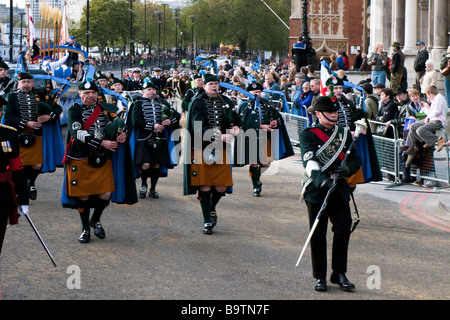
(203, 223), (213, 235)
(149, 189), (159, 198)
(253, 187), (261, 197)
(314, 278), (327, 292)
(29, 186), (37, 200)
(78, 230), (91, 243)
(139, 185), (147, 198)
(330, 272), (355, 291)
(90, 220), (105, 239)
(210, 211), (217, 227)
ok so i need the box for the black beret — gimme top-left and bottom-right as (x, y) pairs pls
(314, 96), (340, 112)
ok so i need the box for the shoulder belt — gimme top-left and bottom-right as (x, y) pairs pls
(310, 127), (346, 162)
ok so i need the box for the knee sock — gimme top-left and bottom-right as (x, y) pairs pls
(249, 166), (260, 188)
(140, 168), (150, 187)
(197, 190), (212, 224)
(211, 188), (224, 212)
(25, 166), (40, 186)
(91, 198), (110, 223)
(150, 167), (160, 191)
(77, 199), (90, 231)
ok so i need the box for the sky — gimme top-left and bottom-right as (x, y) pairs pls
(0, 0), (186, 9)
(0, 0), (26, 9)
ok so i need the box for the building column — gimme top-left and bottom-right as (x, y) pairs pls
(403, 0), (418, 54)
(431, 0), (447, 60)
(369, 0), (385, 52)
(392, 0), (405, 46)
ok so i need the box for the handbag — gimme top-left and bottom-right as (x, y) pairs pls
(442, 60), (450, 76)
(376, 124), (388, 137)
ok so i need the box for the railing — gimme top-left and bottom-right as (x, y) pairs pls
(280, 103), (450, 189)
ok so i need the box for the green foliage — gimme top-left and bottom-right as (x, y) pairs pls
(72, 0), (291, 57)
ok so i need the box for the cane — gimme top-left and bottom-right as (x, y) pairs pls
(295, 119), (367, 268)
(20, 206), (57, 267)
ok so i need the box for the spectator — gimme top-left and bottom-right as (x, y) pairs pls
(336, 52), (345, 70)
(421, 59), (438, 98)
(375, 88), (398, 138)
(368, 43), (389, 85)
(291, 81), (313, 117)
(408, 85), (447, 154)
(389, 42), (406, 92)
(440, 48), (450, 107)
(359, 53), (372, 71)
(329, 55), (338, 71)
(353, 49), (362, 70)
(414, 41), (429, 93)
(342, 51), (350, 70)
(362, 83), (379, 133)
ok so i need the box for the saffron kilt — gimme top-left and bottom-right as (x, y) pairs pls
(189, 149), (233, 187)
(65, 158), (115, 197)
(19, 135), (43, 166)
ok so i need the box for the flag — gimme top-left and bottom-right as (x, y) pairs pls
(59, 3), (69, 45)
(319, 60), (332, 96)
(27, 5), (36, 48)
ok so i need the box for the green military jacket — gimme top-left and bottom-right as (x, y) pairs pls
(299, 123), (361, 204)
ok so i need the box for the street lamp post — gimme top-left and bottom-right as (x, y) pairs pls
(86, 0), (89, 56)
(161, 3), (168, 68)
(155, 11), (163, 68)
(128, 0), (136, 68)
(301, 0), (317, 67)
(189, 15), (196, 69)
(173, 16), (180, 58)
(19, 12), (26, 52)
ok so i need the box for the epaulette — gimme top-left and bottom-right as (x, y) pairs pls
(0, 123), (17, 131)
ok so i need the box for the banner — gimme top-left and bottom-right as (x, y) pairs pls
(59, 2), (69, 45)
(27, 5), (36, 48)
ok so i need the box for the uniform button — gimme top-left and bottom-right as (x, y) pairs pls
(71, 180), (78, 186)
(192, 171), (197, 176)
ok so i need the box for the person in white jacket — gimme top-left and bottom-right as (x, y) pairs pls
(420, 59), (438, 97)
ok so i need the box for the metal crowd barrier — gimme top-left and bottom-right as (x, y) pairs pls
(279, 109), (450, 189)
(368, 120), (450, 188)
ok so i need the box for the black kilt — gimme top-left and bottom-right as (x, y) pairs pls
(135, 139), (170, 165)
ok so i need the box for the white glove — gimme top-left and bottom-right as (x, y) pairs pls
(19, 205), (29, 216)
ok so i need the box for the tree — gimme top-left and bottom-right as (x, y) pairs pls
(70, 0), (131, 59)
(183, 0), (290, 58)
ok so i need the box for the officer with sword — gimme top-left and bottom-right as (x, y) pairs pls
(298, 96), (362, 292)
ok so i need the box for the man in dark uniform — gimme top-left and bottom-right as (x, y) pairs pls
(125, 68), (143, 91)
(62, 80), (133, 243)
(0, 111), (29, 255)
(164, 69), (190, 112)
(235, 81), (293, 197)
(299, 96), (361, 292)
(183, 73), (240, 235)
(64, 36), (82, 68)
(3, 72), (64, 201)
(0, 58), (14, 103)
(182, 74), (204, 112)
(151, 67), (167, 95)
(132, 80), (179, 199)
(328, 76), (382, 185)
(291, 36), (308, 72)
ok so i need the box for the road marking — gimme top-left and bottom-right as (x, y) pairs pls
(399, 193), (450, 233)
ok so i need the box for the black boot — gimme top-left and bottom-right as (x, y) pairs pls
(198, 190), (212, 234)
(77, 202), (91, 243)
(210, 188), (224, 227)
(139, 168), (150, 198)
(89, 198), (110, 239)
(149, 167), (160, 198)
